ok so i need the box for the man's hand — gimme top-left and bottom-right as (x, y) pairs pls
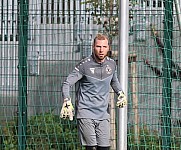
(116, 91), (127, 108)
(60, 98), (74, 121)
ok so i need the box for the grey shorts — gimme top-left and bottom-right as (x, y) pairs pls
(77, 118), (110, 147)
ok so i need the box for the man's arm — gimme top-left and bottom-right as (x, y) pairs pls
(110, 67), (123, 94)
(110, 66), (127, 108)
(111, 72), (127, 108)
(62, 69), (83, 99)
(60, 68), (83, 121)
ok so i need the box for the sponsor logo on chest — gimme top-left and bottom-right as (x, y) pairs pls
(89, 65), (112, 75)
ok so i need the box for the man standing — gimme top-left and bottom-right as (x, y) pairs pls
(60, 34), (127, 150)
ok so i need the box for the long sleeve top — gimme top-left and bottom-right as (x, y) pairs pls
(62, 55), (122, 120)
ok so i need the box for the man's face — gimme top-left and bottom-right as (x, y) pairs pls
(93, 39), (109, 62)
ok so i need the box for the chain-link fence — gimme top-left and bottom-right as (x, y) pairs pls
(0, 0), (181, 149)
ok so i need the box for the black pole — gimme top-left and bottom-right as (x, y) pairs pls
(18, 0), (29, 149)
(162, 0), (173, 149)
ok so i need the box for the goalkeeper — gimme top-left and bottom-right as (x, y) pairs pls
(61, 34), (127, 150)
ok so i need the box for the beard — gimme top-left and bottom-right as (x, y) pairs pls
(94, 53), (106, 62)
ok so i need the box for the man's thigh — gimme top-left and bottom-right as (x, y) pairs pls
(95, 119), (110, 147)
(77, 119), (110, 147)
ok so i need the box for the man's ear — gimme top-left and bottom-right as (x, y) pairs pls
(107, 50), (112, 58)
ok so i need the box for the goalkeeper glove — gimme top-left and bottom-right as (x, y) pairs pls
(60, 98), (74, 121)
(116, 91), (127, 108)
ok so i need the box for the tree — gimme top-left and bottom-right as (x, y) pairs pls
(82, 0), (138, 56)
(143, 24), (181, 80)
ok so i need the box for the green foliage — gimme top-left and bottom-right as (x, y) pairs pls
(82, 0), (138, 39)
(1, 116), (180, 149)
(0, 121), (18, 150)
(128, 125), (162, 150)
(171, 124), (181, 149)
(0, 111), (82, 150)
(82, 0), (119, 39)
(26, 111), (81, 150)
(128, 125), (181, 150)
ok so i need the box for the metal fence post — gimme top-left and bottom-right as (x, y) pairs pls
(162, 0), (173, 149)
(118, 0), (129, 149)
(18, 0), (29, 149)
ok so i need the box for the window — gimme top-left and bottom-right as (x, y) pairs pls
(40, 0), (76, 24)
(146, 0), (150, 7)
(158, 0), (162, 7)
(153, 0), (156, 7)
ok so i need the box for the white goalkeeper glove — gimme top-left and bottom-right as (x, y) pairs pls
(116, 91), (127, 108)
(60, 98), (74, 121)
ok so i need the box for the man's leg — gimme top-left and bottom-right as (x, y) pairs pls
(85, 146), (97, 150)
(97, 146), (110, 150)
(96, 119), (110, 148)
(78, 119), (97, 147)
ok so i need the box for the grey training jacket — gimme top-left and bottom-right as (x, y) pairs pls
(62, 55), (122, 120)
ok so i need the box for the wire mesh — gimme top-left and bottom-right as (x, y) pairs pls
(0, 0), (180, 150)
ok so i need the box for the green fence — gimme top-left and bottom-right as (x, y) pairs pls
(0, 0), (181, 149)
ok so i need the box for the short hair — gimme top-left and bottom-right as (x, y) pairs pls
(93, 33), (109, 46)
